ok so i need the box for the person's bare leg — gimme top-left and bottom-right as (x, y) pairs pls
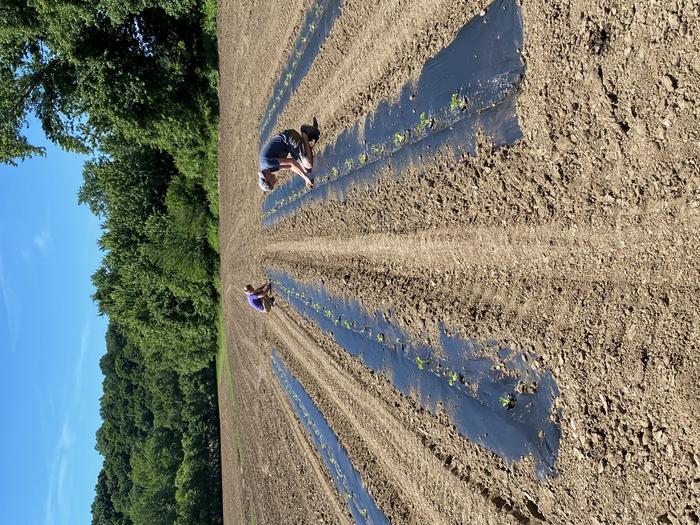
(300, 132), (313, 169)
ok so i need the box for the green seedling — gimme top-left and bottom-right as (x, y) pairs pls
(341, 320), (352, 329)
(393, 131), (406, 146)
(370, 143), (383, 156)
(344, 158), (354, 171)
(416, 356), (430, 370)
(358, 153), (369, 165)
(500, 394), (516, 409)
(415, 111), (434, 133)
(448, 370), (459, 386)
(450, 91), (470, 112)
(324, 309), (333, 318)
(329, 167), (339, 178)
(450, 91), (462, 111)
(359, 509), (368, 518)
(376, 333), (384, 342)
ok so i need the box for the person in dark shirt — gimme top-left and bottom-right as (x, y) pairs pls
(244, 282), (274, 313)
(258, 120), (320, 192)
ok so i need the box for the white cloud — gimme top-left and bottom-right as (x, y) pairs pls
(73, 320), (91, 397)
(33, 230), (52, 253)
(44, 421), (74, 525)
(59, 421), (74, 450)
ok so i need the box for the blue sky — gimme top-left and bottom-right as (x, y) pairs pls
(0, 119), (107, 525)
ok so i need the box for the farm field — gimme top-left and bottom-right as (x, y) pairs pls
(217, 0), (699, 523)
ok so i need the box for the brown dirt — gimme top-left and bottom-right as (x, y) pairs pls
(217, 0), (700, 523)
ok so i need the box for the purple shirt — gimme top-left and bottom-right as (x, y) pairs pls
(247, 293), (265, 312)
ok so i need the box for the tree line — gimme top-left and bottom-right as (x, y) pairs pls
(1, 1), (223, 523)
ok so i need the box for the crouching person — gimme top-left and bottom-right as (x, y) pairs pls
(245, 282), (275, 313)
(258, 119), (320, 192)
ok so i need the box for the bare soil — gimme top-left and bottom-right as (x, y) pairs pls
(217, 0), (700, 523)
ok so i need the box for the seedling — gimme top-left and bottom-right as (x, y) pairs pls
(376, 333), (384, 342)
(415, 111), (434, 133)
(415, 356), (430, 370)
(500, 394), (516, 409)
(344, 158), (354, 171)
(370, 143), (383, 156)
(359, 509), (368, 518)
(393, 131), (406, 146)
(358, 153), (369, 165)
(448, 370), (459, 386)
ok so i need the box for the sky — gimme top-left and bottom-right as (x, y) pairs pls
(0, 119), (107, 525)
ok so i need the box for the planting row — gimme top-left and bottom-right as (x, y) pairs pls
(271, 350), (390, 525)
(269, 269), (561, 479)
(262, 0), (525, 227)
(259, 0), (344, 145)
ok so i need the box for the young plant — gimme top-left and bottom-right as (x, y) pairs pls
(500, 394), (516, 409)
(448, 370), (459, 386)
(415, 111), (434, 134)
(415, 356), (430, 370)
(370, 143), (383, 156)
(393, 131), (406, 146)
(450, 91), (469, 112)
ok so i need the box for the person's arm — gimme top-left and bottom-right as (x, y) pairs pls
(253, 282), (270, 296)
(278, 158), (313, 187)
